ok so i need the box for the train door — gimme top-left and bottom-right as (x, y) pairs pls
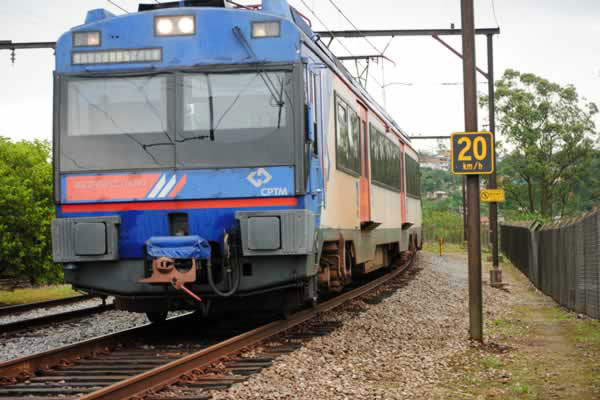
(401, 145), (407, 224)
(358, 103), (371, 224)
(307, 66), (325, 214)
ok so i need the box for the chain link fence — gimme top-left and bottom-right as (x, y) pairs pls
(501, 211), (600, 319)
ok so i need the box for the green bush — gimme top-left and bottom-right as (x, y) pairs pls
(422, 198), (464, 244)
(0, 137), (60, 285)
(423, 210), (464, 244)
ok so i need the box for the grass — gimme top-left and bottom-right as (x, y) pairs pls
(482, 355), (503, 369)
(573, 318), (600, 346)
(434, 258), (600, 399)
(0, 285), (79, 306)
(512, 383), (535, 396)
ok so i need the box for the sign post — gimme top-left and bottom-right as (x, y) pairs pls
(451, 130), (495, 342)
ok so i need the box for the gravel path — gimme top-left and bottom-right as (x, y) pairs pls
(0, 297), (109, 325)
(213, 252), (510, 400)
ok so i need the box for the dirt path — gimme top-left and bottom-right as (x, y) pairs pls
(432, 250), (600, 399)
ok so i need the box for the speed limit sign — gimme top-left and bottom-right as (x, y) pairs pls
(451, 132), (495, 175)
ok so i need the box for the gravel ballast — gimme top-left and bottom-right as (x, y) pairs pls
(0, 298), (108, 326)
(213, 252), (511, 400)
(0, 308), (151, 362)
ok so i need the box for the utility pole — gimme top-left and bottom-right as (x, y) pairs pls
(463, 178), (468, 241)
(486, 34), (502, 286)
(461, 0), (483, 341)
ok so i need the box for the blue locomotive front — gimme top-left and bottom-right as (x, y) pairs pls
(51, 0), (324, 319)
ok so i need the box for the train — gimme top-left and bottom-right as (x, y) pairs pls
(51, 0), (422, 322)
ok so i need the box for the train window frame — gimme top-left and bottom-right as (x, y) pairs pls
(369, 123), (403, 193)
(54, 64), (302, 176)
(311, 71), (319, 156)
(405, 154), (421, 198)
(58, 73), (177, 172)
(334, 93), (361, 177)
(175, 69), (296, 170)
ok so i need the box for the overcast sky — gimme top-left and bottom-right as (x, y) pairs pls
(1, 0), (599, 153)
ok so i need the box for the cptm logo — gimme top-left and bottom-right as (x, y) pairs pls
(247, 168), (289, 197)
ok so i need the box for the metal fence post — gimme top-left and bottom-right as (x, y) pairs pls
(593, 212), (600, 319)
(575, 217), (586, 314)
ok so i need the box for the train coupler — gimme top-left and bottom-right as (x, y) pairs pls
(139, 236), (212, 303)
(139, 257), (202, 303)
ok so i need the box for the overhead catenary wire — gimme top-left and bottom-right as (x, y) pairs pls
(490, 0), (500, 28)
(296, 0), (383, 88)
(326, 0), (384, 56)
(106, 0), (130, 14)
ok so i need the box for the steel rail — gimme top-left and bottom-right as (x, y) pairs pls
(0, 295), (98, 317)
(81, 256), (415, 400)
(0, 304), (114, 335)
(0, 314), (193, 380)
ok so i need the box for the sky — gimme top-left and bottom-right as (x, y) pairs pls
(1, 0), (599, 153)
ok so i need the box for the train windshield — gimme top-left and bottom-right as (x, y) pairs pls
(59, 70), (294, 172)
(176, 71), (293, 169)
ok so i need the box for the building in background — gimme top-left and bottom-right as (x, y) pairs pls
(419, 151), (449, 171)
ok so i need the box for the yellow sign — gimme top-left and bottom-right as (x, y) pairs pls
(480, 189), (505, 203)
(451, 132), (495, 175)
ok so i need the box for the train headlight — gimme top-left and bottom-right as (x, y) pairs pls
(156, 18), (174, 35)
(73, 31), (101, 47)
(178, 17), (195, 34)
(251, 21), (280, 38)
(155, 15), (196, 36)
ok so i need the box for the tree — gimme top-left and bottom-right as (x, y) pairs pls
(481, 69), (598, 218)
(0, 138), (60, 284)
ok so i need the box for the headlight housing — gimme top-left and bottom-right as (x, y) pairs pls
(73, 31), (101, 47)
(251, 21), (281, 38)
(155, 15), (196, 36)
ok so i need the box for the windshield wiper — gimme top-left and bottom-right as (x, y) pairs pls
(127, 76), (179, 143)
(175, 133), (212, 143)
(276, 76), (285, 129)
(232, 26), (286, 108)
(206, 74), (216, 141)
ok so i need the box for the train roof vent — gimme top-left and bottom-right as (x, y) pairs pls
(138, 0), (226, 12)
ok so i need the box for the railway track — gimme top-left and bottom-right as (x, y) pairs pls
(0, 303), (114, 335)
(0, 295), (99, 317)
(0, 255), (416, 400)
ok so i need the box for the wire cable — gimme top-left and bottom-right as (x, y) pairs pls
(106, 0), (130, 14)
(296, 0), (383, 88)
(326, 0), (383, 55)
(491, 0), (500, 28)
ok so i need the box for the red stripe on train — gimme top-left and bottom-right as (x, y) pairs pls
(65, 174), (161, 202)
(61, 197), (299, 213)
